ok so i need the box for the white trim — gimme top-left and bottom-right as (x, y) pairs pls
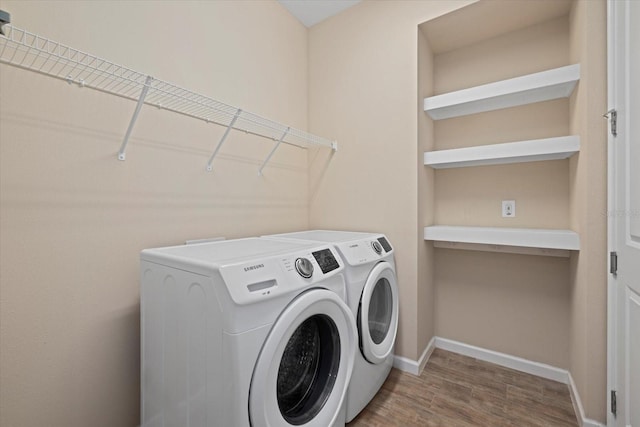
(394, 336), (567, 382)
(581, 419), (605, 427)
(434, 337), (569, 383)
(391, 354), (419, 375)
(606, 2), (618, 427)
(568, 372), (606, 427)
(419, 336), (436, 374)
(393, 336), (435, 376)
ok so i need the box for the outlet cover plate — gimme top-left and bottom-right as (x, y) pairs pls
(502, 200), (516, 218)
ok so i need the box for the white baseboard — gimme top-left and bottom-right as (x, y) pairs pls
(581, 418), (605, 427)
(567, 372), (605, 427)
(393, 336), (435, 375)
(393, 336), (605, 427)
(434, 337), (569, 383)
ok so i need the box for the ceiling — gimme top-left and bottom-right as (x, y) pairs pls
(278, 0), (361, 28)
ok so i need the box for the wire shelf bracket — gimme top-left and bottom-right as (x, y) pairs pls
(118, 75), (153, 161)
(259, 127), (290, 176)
(206, 108), (241, 172)
(0, 21), (338, 168)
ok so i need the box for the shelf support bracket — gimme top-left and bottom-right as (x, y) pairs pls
(258, 127), (290, 176)
(118, 75), (153, 161)
(206, 108), (241, 172)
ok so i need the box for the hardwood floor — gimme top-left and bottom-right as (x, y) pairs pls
(347, 349), (579, 427)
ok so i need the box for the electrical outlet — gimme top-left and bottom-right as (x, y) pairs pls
(502, 200), (516, 218)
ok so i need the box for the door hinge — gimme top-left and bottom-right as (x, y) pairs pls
(604, 109), (617, 137)
(610, 251), (618, 275)
(611, 389), (617, 416)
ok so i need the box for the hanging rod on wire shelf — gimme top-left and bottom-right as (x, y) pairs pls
(0, 20), (338, 172)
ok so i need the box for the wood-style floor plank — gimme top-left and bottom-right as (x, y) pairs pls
(347, 349), (579, 427)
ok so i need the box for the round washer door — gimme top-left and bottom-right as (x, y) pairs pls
(358, 262), (399, 364)
(249, 289), (356, 427)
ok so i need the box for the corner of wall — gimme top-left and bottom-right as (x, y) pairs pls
(417, 25), (436, 357)
(567, 0), (608, 423)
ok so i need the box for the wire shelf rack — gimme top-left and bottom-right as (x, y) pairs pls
(0, 24), (337, 172)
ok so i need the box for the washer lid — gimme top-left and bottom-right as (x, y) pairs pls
(268, 230), (376, 243)
(249, 289), (356, 427)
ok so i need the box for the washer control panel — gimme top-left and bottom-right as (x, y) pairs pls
(219, 246), (344, 305)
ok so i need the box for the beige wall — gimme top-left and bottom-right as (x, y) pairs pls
(434, 249), (571, 367)
(0, 1), (309, 426)
(568, 0), (608, 422)
(308, 0), (473, 361)
(433, 16), (571, 93)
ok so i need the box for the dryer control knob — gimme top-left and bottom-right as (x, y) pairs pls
(295, 257), (314, 279)
(371, 241), (383, 255)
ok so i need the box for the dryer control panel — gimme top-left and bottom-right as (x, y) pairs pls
(336, 235), (394, 266)
(377, 236), (393, 252)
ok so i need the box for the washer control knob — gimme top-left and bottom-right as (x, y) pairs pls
(371, 241), (383, 255)
(295, 257), (314, 279)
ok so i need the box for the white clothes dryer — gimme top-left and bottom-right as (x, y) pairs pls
(140, 237), (357, 427)
(263, 231), (399, 423)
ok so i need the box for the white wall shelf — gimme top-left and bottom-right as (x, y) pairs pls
(423, 64), (580, 120)
(423, 136), (580, 169)
(0, 24), (337, 172)
(424, 225), (580, 257)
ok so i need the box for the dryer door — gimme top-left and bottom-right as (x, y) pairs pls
(249, 289), (356, 427)
(358, 262), (399, 364)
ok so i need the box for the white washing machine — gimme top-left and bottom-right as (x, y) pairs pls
(263, 231), (399, 422)
(140, 237), (357, 427)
